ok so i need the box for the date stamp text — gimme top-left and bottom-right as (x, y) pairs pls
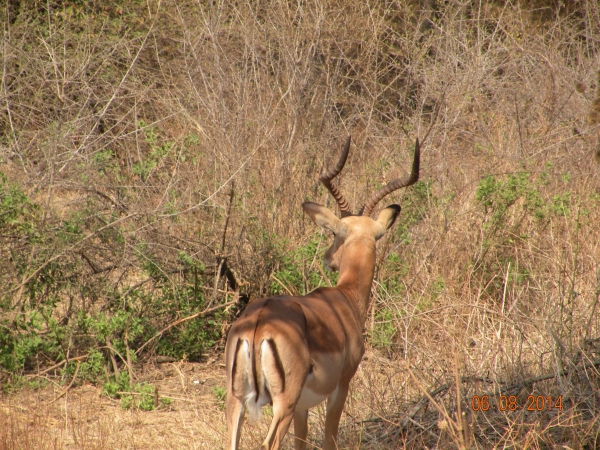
(471, 395), (563, 412)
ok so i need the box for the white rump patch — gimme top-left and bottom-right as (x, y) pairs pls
(234, 340), (261, 422)
(243, 340), (272, 423)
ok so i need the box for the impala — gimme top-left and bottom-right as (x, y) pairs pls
(225, 136), (420, 450)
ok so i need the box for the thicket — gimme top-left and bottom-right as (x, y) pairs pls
(1, 0), (600, 447)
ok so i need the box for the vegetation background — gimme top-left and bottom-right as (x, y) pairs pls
(1, 0), (599, 448)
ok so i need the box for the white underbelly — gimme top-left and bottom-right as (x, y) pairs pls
(296, 384), (338, 411)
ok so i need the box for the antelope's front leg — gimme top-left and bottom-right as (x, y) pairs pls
(293, 409), (309, 450)
(323, 381), (350, 450)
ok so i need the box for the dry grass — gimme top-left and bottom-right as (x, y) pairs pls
(2, 352), (597, 449)
(1, 0), (600, 448)
(0, 360), (228, 449)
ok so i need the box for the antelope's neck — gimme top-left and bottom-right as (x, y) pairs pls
(335, 238), (377, 328)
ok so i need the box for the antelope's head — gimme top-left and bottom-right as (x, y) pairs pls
(303, 136), (420, 271)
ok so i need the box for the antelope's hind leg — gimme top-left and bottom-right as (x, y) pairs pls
(260, 398), (296, 450)
(226, 391), (246, 450)
(225, 336), (252, 450)
(259, 334), (310, 450)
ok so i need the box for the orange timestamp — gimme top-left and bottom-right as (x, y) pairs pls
(471, 395), (563, 412)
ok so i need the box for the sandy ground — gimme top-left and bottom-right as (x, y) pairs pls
(0, 350), (405, 450)
(5, 349), (596, 449)
(1, 356), (230, 449)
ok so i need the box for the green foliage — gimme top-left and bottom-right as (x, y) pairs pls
(119, 282), (221, 362)
(132, 121), (174, 181)
(0, 154), (223, 380)
(476, 172), (529, 223)
(127, 383), (156, 411)
(76, 309), (145, 363)
(87, 311), (145, 345)
(474, 170), (579, 301)
(56, 215), (84, 244)
(0, 172), (39, 237)
(371, 305), (396, 349)
(0, 306), (69, 379)
(211, 386), (227, 409)
(0, 326), (42, 374)
(475, 171), (570, 231)
(92, 149), (117, 173)
(27, 378), (48, 390)
(270, 237), (333, 295)
(155, 312), (221, 362)
(102, 371), (129, 398)
(103, 372), (158, 411)
(178, 251), (206, 272)
(551, 192), (570, 217)
(391, 180), (431, 244)
(134, 242), (168, 280)
(62, 351), (106, 384)
(425, 277), (445, 309)
(2, 275), (223, 385)
(78, 350), (106, 383)
(382, 253), (409, 297)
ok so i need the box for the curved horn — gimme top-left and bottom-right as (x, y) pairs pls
(359, 138), (420, 217)
(320, 136), (353, 217)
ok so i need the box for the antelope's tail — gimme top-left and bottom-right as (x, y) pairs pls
(230, 337), (286, 422)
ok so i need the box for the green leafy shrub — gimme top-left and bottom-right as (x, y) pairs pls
(211, 386), (227, 409)
(270, 237), (335, 296)
(103, 372), (159, 411)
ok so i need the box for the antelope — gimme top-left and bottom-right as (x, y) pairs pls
(225, 136), (420, 450)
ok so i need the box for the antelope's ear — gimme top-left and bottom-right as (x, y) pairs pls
(374, 204), (401, 240)
(302, 202), (342, 234)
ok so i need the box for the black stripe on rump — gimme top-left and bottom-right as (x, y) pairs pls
(230, 338), (243, 394)
(266, 338), (286, 393)
(252, 339), (260, 402)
